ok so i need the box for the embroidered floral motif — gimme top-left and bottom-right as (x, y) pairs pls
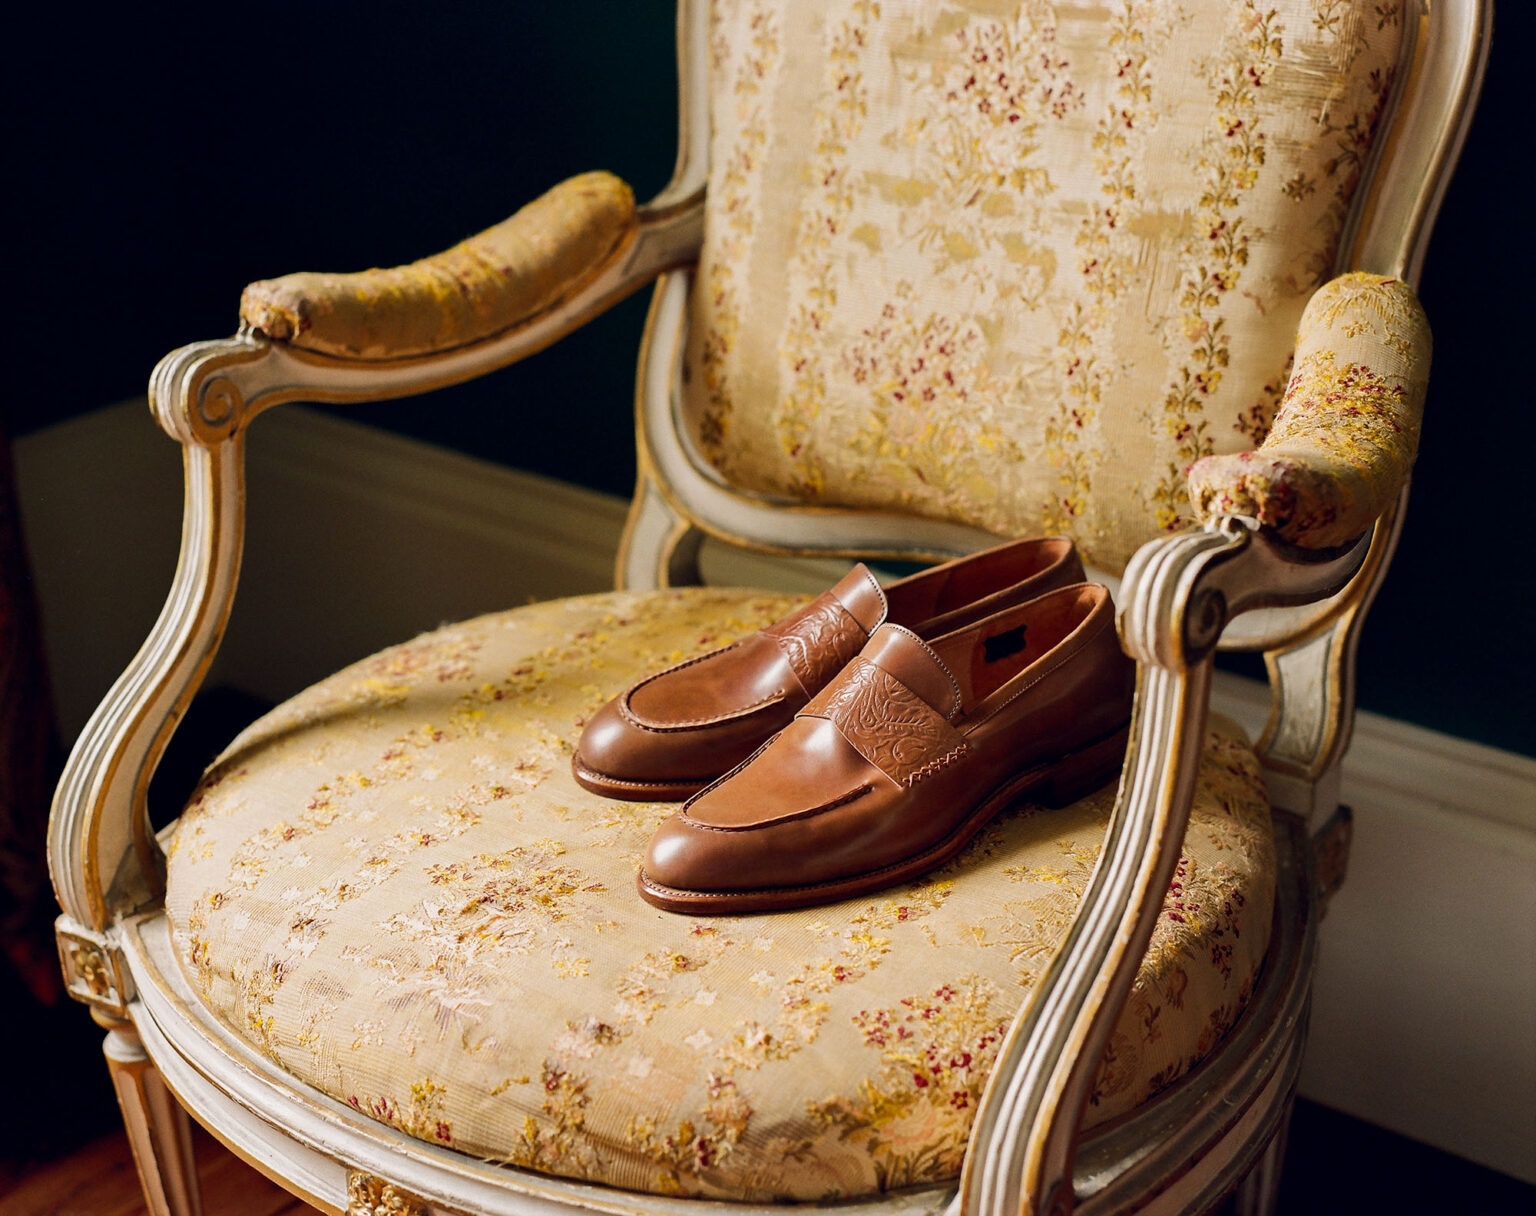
(626, 1074), (753, 1190)
(843, 287), (1023, 518)
(681, 0), (1407, 574)
(499, 1063), (599, 1177)
(1150, 2), (1285, 532)
(1235, 353), (1294, 447)
(774, 0), (879, 496)
(907, 4), (1079, 247)
(166, 589), (1275, 1201)
(808, 978), (1010, 1189)
(1283, 0), (1402, 288)
(694, 0), (779, 465)
(347, 1079), (454, 1146)
(1044, 0), (1169, 530)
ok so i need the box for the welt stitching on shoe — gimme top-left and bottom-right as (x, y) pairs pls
(643, 783), (1014, 899)
(680, 784), (871, 831)
(906, 743), (968, 786)
(855, 564), (885, 617)
(619, 688), (788, 732)
(573, 763), (711, 789)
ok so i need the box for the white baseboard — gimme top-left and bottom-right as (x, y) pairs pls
(17, 401), (1536, 1181)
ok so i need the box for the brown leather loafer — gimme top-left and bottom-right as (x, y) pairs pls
(572, 537), (1084, 800)
(638, 583), (1134, 913)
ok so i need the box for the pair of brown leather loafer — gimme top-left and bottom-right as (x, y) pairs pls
(572, 537), (1135, 913)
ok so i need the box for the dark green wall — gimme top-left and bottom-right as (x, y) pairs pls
(10, 2), (1532, 755)
(9, 2), (679, 494)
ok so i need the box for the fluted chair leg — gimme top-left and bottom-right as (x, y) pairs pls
(1233, 1095), (1294, 1216)
(101, 1018), (204, 1216)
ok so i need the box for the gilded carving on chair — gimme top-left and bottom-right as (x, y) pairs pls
(346, 1171), (427, 1216)
(56, 922), (129, 1015)
(684, 0), (1406, 572)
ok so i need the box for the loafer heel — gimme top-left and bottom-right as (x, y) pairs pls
(1038, 723), (1132, 809)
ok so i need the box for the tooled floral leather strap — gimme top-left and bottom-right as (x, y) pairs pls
(761, 593), (868, 696)
(802, 657), (968, 787)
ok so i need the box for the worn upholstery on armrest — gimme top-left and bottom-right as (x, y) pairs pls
(239, 171), (636, 359)
(1187, 272), (1431, 548)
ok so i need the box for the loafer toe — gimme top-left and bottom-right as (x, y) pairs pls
(572, 669), (795, 801)
(639, 816), (721, 897)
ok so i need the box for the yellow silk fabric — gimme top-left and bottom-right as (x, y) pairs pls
(166, 590), (1275, 1200)
(682, 0), (1407, 573)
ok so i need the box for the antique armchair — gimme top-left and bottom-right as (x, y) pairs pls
(49, 2), (1488, 1214)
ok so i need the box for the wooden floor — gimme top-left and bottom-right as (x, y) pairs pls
(4, 1124), (317, 1216)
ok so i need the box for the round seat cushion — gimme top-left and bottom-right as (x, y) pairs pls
(165, 588), (1275, 1202)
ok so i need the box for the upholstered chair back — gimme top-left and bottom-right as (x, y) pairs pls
(680, 0), (1407, 572)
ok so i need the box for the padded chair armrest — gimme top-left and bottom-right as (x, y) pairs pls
(239, 171), (637, 360)
(1187, 272), (1431, 549)
(50, 176), (696, 936)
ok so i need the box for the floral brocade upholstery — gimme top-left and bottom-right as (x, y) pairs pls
(683, 0), (1408, 574)
(1188, 272), (1430, 547)
(167, 589), (1275, 1201)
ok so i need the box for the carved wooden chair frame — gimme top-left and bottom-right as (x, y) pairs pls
(48, 3), (1490, 1214)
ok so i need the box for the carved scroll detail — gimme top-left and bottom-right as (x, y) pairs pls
(347, 1171), (428, 1216)
(56, 918), (130, 1016)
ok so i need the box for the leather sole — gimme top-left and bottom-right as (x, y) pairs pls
(571, 754), (708, 803)
(635, 722), (1131, 914)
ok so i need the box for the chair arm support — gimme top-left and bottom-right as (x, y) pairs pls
(241, 171), (638, 360)
(958, 518), (1369, 1216)
(48, 183), (706, 930)
(50, 439), (245, 933)
(1187, 272), (1431, 550)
